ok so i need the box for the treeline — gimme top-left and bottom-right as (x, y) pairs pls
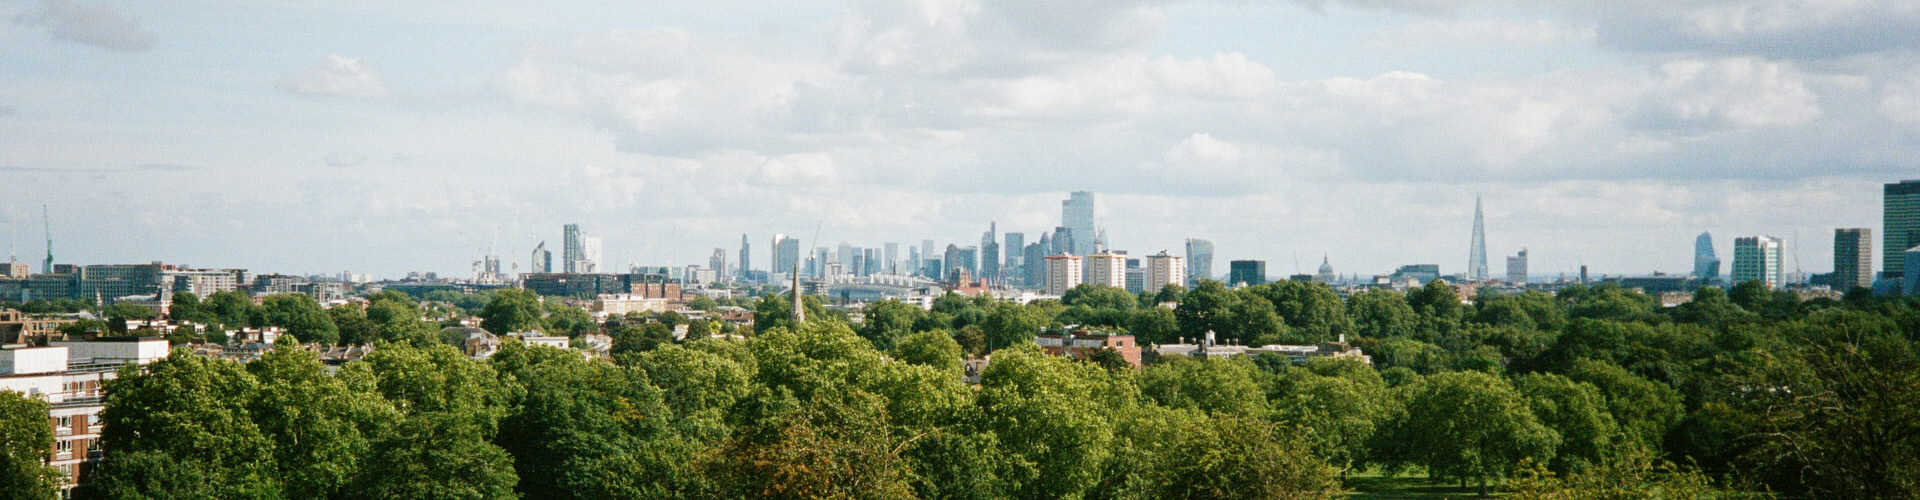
(0, 280), (1912, 498)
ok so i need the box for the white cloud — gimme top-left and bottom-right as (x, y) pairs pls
(322, 151), (368, 167)
(1632, 58), (1821, 130)
(278, 54), (389, 99)
(1370, 19), (1596, 50)
(14, 0), (154, 52)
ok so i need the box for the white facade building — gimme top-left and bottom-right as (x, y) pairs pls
(1044, 254), (1084, 296)
(1085, 252), (1127, 289)
(1145, 252), (1185, 292)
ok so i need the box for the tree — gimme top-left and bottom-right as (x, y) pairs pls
(980, 302), (1044, 352)
(977, 345), (1137, 498)
(330, 304), (377, 345)
(1513, 372), (1621, 474)
(1138, 356), (1268, 417)
(893, 330), (963, 375)
(1272, 367), (1391, 475)
(246, 338), (400, 498)
(168, 291), (206, 323)
(1062, 284), (1138, 312)
(261, 294), (339, 345)
(701, 393), (916, 499)
(1348, 289), (1418, 339)
(543, 303), (595, 336)
(204, 290), (261, 328)
(1175, 280), (1234, 343)
(752, 293), (829, 334)
(1103, 409), (1340, 499)
(479, 289), (545, 335)
(858, 299), (922, 351)
(1153, 284), (1187, 305)
(1407, 280), (1463, 342)
(0, 390), (59, 500)
(1249, 281), (1353, 344)
(1127, 306), (1179, 345)
(367, 299), (439, 347)
(354, 344), (521, 498)
(94, 350), (283, 498)
(1563, 359), (1682, 453)
(1374, 371), (1559, 494)
(105, 301), (157, 321)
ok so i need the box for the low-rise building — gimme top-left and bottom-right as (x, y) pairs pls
(1034, 330), (1142, 368)
(0, 337), (169, 492)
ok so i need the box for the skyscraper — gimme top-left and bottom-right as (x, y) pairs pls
(1063, 191), (1096, 255)
(1044, 254), (1084, 295)
(1004, 232), (1024, 280)
(583, 236), (604, 273)
(1468, 197), (1488, 281)
(1085, 252), (1127, 289)
(981, 223), (1000, 281)
(1733, 236), (1784, 290)
(738, 234), (751, 279)
(1229, 260), (1266, 286)
(1050, 227), (1075, 256)
(884, 242), (899, 274)
(1834, 228), (1872, 291)
(1506, 249), (1528, 284)
(1023, 242), (1045, 288)
(1145, 251), (1186, 292)
(562, 224), (584, 273)
(530, 241), (552, 274)
(1694, 232), (1720, 284)
(1885, 180), (1920, 280)
(772, 235), (800, 275)
(1184, 238), (1214, 286)
(709, 248), (729, 282)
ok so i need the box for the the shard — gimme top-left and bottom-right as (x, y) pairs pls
(1468, 197), (1488, 281)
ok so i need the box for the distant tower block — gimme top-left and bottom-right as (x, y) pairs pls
(1468, 197), (1488, 281)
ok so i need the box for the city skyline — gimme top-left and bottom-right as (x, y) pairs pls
(2, 1), (1913, 278)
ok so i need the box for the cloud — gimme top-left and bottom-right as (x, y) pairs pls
(1369, 19), (1596, 50)
(323, 151), (369, 167)
(15, 0), (155, 52)
(0, 163), (197, 173)
(0, 105), (14, 117)
(278, 54), (389, 98)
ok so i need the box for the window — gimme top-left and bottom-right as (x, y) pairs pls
(56, 440), (72, 452)
(54, 416), (71, 428)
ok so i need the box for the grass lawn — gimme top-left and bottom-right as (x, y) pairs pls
(1344, 469), (1505, 498)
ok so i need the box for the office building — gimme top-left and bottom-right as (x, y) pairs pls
(1834, 228), (1872, 291)
(531, 242), (552, 274)
(583, 237), (604, 273)
(1228, 260), (1266, 286)
(1045, 254), (1084, 296)
(1145, 251), (1186, 292)
(772, 235), (800, 275)
(1906, 247), (1920, 295)
(1023, 242), (1046, 288)
(1468, 197), (1488, 281)
(1506, 249), (1528, 284)
(1732, 236), (1785, 290)
(1185, 238), (1214, 286)
(884, 243), (899, 274)
(981, 223), (1000, 281)
(1004, 232), (1024, 282)
(738, 234), (751, 279)
(563, 224), (584, 273)
(1694, 232), (1720, 284)
(709, 248), (729, 283)
(1063, 192), (1097, 255)
(1085, 252), (1127, 289)
(1391, 264), (1440, 284)
(1886, 180), (1920, 280)
(1050, 227), (1075, 256)
(1125, 259), (1146, 293)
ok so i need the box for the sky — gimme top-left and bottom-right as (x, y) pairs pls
(2, 0), (1917, 280)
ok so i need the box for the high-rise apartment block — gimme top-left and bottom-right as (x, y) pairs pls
(1886, 180), (1920, 280)
(1229, 260), (1266, 286)
(1044, 254), (1084, 296)
(1145, 251), (1185, 292)
(1085, 252), (1127, 289)
(1834, 228), (1872, 291)
(1732, 236), (1785, 290)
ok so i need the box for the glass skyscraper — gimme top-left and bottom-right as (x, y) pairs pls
(1185, 238), (1214, 285)
(1693, 231), (1720, 284)
(1063, 191), (1096, 256)
(1885, 180), (1920, 280)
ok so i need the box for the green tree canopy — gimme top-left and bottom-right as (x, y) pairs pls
(478, 288), (546, 335)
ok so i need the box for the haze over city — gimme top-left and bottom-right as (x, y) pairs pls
(3, 0), (1916, 277)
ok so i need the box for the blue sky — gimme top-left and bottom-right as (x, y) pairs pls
(2, 0), (1916, 279)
